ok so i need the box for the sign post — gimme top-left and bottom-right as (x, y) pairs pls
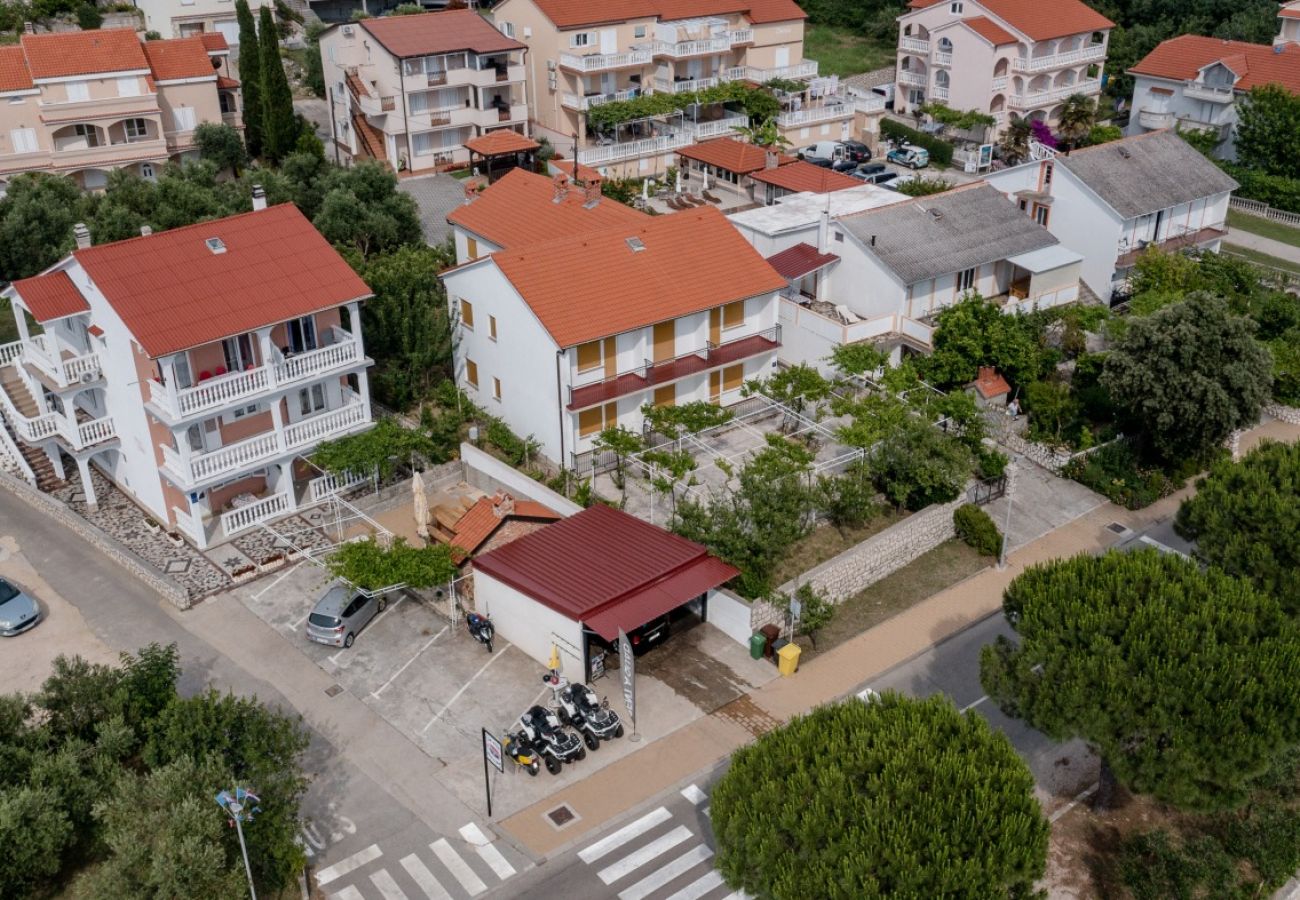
(618, 628), (639, 743)
(482, 728), (503, 817)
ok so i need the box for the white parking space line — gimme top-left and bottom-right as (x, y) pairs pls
(960, 694), (989, 713)
(619, 844), (714, 900)
(316, 844), (382, 885)
(328, 887), (365, 900)
(369, 868), (410, 900)
(400, 854), (452, 900)
(578, 807), (672, 864)
(597, 825), (692, 885)
(372, 626), (448, 699)
(722, 891), (753, 900)
(666, 870), (725, 900)
(680, 784), (707, 805)
(366, 594), (406, 631)
(253, 561), (302, 601)
(420, 648), (508, 734)
(458, 823), (516, 880)
(1050, 782), (1100, 824)
(430, 838), (487, 896)
(702, 806), (710, 818)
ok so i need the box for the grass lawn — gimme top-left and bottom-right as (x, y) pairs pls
(797, 539), (990, 660)
(803, 25), (896, 78)
(1223, 243), (1300, 276)
(771, 507), (907, 587)
(1227, 208), (1300, 248)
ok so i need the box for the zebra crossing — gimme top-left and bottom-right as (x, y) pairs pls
(574, 785), (752, 900)
(318, 822), (519, 900)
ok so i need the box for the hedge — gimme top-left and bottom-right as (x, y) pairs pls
(1220, 163), (1300, 214)
(881, 119), (954, 166)
(954, 503), (1002, 557)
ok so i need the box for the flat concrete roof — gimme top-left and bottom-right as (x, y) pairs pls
(727, 185), (904, 236)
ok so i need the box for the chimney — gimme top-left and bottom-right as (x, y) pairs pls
(140, 224), (153, 237)
(817, 209), (831, 254)
(251, 184), (267, 211)
(23, 21), (34, 34)
(73, 223), (91, 250)
(765, 150), (779, 170)
(582, 177), (601, 208)
(552, 172), (570, 204)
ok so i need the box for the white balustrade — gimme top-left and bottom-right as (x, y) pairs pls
(560, 50), (652, 72)
(690, 114), (748, 138)
(900, 37), (930, 54)
(0, 341), (22, 366)
(277, 339), (361, 383)
(745, 61), (818, 81)
(1009, 79), (1100, 109)
(284, 400), (368, 450)
(897, 70), (927, 87)
(652, 37), (730, 57)
(73, 416), (116, 447)
(309, 468), (372, 502)
(777, 103), (855, 127)
(730, 29), (753, 45)
(578, 132), (695, 165)
(1012, 44), (1106, 73)
(185, 432), (282, 483)
(0, 384), (60, 443)
(564, 87), (640, 110)
(59, 352), (101, 384)
(220, 491), (291, 537)
(1182, 81), (1236, 103)
(992, 76), (1009, 91)
(932, 85), (950, 101)
(656, 77), (718, 94)
(933, 51), (952, 67)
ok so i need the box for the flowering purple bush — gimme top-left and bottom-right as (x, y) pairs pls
(1030, 120), (1058, 149)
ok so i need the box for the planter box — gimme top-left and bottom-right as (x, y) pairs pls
(230, 565), (258, 584)
(256, 554), (286, 574)
(164, 531), (184, 547)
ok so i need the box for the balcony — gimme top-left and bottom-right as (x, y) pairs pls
(654, 77), (719, 94)
(931, 85), (950, 102)
(146, 327), (365, 422)
(567, 326), (780, 411)
(744, 61), (818, 81)
(900, 37), (930, 54)
(1174, 116), (1232, 141)
(161, 394), (369, 488)
(933, 51), (952, 67)
(1009, 79), (1101, 110)
(559, 50), (653, 73)
(648, 36), (731, 58)
(1183, 81), (1236, 103)
(1137, 108), (1173, 129)
(576, 115), (748, 164)
(1116, 224), (1228, 268)
(1011, 44), (1107, 73)
(777, 97), (879, 128)
(691, 113), (749, 138)
(779, 299), (934, 352)
(0, 365), (116, 450)
(897, 70), (927, 87)
(21, 336), (102, 388)
(50, 138), (168, 169)
(447, 63), (527, 88)
(992, 75), (1009, 91)
(39, 92), (160, 122)
(562, 87), (640, 110)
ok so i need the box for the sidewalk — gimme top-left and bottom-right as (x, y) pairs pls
(500, 416), (1300, 859)
(1225, 230), (1300, 265)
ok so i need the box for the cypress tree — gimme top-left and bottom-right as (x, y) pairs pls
(235, 0), (263, 159)
(259, 5), (297, 163)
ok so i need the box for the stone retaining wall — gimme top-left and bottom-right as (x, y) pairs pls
(1266, 403), (1300, 426)
(0, 471), (190, 610)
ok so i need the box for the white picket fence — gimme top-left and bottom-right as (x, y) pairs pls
(1230, 196), (1300, 229)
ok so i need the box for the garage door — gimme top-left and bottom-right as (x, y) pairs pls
(215, 20), (241, 45)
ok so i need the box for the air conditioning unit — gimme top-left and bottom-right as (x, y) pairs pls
(79, 371), (96, 384)
(342, 25), (354, 37)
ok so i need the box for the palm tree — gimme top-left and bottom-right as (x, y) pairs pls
(732, 116), (790, 149)
(999, 117), (1032, 165)
(1057, 94), (1096, 148)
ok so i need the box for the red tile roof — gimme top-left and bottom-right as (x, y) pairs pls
(972, 366), (1011, 399)
(1129, 35), (1300, 94)
(906, 0), (1112, 41)
(962, 15), (1018, 46)
(464, 129), (540, 157)
(0, 46), (33, 92)
(678, 137), (794, 174)
(446, 167), (645, 251)
(550, 158), (604, 184)
(764, 242), (839, 280)
(216, 75), (240, 90)
(359, 9), (525, 58)
(198, 32), (229, 53)
(11, 271), (89, 322)
(74, 204), (372, 358)
(750, 160), (861, 193)
(473, 504), (738, 639)
(531, 0), (804, 28)
(1283, 7), (1300, 19)
(21, 28), (148, 80)
(142, 37), (216, 82)
(490, 205), (787, 347)
(451, 494), (561, 555)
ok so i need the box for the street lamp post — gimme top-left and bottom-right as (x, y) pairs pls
(998, 455), (1019, 570)
(216, 788), (261, 900)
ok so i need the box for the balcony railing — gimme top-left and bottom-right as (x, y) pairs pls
(147, 327), (364, 421)
(576, 115), (748, 163)
(220, 490), (292, 537)
(1009, 79), (1101, 109)
(933, 51), (952, 67)
(777, 98), (868, 127)
(897, 70), (927, 87)
(900, 37), (930, 54)
(1011, 44), (1106, 73)
(22, 336), (102, 388)
(779, 299), (934, 351)
(992, 75), (1009, 91)
(1183, 81), (1236, 103)
(932, 85), (950, 101)
(692, 114), (749, 138)
(308, 468), (372, 503)
(1137, 108), (1173, 129)
(743, 61), (818, 81)
(1116, 223), (1228, 268)
(648, 37), (731, 57)
(559, 50), (653, 72)
(655, 77), (718, 94)
(567, 326), (780, 411)
(562, 87), (640, 110)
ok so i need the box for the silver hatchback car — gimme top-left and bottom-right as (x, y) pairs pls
(305, 582), (386, 649)
(0, 578), (41, 636)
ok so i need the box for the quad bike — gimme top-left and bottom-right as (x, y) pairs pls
(518, 705), (584, 775)
(503, 730), (540, 776)
(555, 682), (624, 751)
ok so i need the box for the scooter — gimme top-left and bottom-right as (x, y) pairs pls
(518, 705), (585, 775)
(504, 731), (540, 777)
(466, 612), (494, 653)
(556, 682), (624, 751)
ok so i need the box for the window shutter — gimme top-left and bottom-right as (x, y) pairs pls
(466, 359), (478, 387)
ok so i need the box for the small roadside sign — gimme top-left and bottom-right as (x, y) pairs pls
(483, 729), (504, 774)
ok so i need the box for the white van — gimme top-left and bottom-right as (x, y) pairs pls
(871, 83), (896, 109)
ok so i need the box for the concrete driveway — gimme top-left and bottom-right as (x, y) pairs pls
(397, 175), (466, 247)
(983, 456), (1107, 553)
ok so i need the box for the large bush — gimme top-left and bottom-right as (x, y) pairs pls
(871, 418), (972, 511)
(954, 503), (1002, 557)
(880, 118), (954, 165)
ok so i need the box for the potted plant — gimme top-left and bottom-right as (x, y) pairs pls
(257, 552), (286, 573)
(230, 564), (257, 583)
(164, 530), (184, 547)
(143, 516), (162, 534)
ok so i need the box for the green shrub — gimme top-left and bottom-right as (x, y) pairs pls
(1063, 440), (1179, 509)
(880, 119), (954, 165)
(76, 3), (102, 29)
(1221, 162), (1300, 213)
(976, 447), (1008, 479)
(954, 503), (1002, 556)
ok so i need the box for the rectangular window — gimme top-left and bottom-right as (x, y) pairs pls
(287, 316), (318, 353)
(73, 123), (100, 147)
(570, 32), (591, 48)
(66, 81), (89, 102)
(1035, 205), (1050, 226)
(492, 377), (501, 400)
(1018, 198), (1028, 211)
(653, 384), (676, 408)
(231, 402), (259, 419)
(466, 236), (479, 259)
(124, 118), (149, 141)
(173, 106), (197, 132)
(576, 340), (602, 372)
(722, 300), (745, 329)
(950, 1), (963, 11)
(500, 22), (515, 37)
(722, 363), (744, 392)
(466, 358), (478, 387)
(1043, 162), (1053, 185)
(634, 25), (647, 38)
(172, 354), (193, 390)
(9, 128), (37, 153)
(489, 315), (497, 341)
(957, 268), (976, 292)
(116, 76), (140, 97)
(578, 407), (603, 437)
(460, 299), (474, 329)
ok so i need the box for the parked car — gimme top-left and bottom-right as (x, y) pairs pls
(886, 145), (930, 169)
(850, 166), (897, 186)
(591, 613), (672, 657)
(306, 582), (387, 648)
(0, 578), (40, 636)
(799, 140), (862, 169)
(884, 172), (921, 191)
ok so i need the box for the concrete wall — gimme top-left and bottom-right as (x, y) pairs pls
(473, 568), (586, 673)
(707, 587), (755, 645)
(460, 442), (582, 515)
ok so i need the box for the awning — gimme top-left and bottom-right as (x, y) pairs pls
(1006, 244), (1083, 274)
(582, 556), (738, 642)
(766, 242), (839, 280)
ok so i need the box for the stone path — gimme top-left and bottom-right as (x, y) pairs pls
(1224, 232), (1300, 265)
(397, 174), (466, 247)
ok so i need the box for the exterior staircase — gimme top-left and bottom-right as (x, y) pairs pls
(0, 366), (65, 491)
(1077, 280), (1104, 307)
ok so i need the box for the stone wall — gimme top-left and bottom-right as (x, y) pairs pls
(0, 471), (190, 610)
(1266, 403), (1300, 426)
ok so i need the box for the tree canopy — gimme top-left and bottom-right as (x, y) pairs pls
(920, 295), (1044, 389)
(1175, 440), (1300, 610)
(326, 537), (458, 590)
(1234, 84), (1300, 180)
(236, 0), (264, 159)
(259, 4), (298, 163)
(711, 694), (1049, 898)
(981, 549), (1300, 811)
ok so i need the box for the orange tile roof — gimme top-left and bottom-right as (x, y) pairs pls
(0, 46), (32, 92)
(972, 366), (1011, 399)
(1129, 35), (1300, 94)
(750, 160), (861, 193)
(359, 9), (524, 58)
(216, 75), (240, 90)
(142, 37), (216, 82)
(464, 129), (540, 157)
(11, 271), (89, 323)
(531, 0), (804, 28)
(962, 15), (1018, 46)
(198, 32), (229, 53)
(451, 494), (561, 555)
(1283, 7), (1300, 19)
(678, 137), (794, 174)
(21, 28), (148, 80)
(74, 204), (372, 358)
(764, 242), (839, 279)
(906, 0), (1112, 41)
(550, 158), (604, 183)
(490, 205), (787, 347)
(446, 167), (645, 250)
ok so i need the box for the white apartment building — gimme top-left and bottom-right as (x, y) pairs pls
(133, 0), (274, 43)
(984, 130), (1237, 300)
(440, 173), (785, 467)
(319, 8), (530, 172)
(0, 198), (375, 548)
(895, 0), (1113, 131)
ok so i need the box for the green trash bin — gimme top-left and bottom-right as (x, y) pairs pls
(749, 632), (767, 660)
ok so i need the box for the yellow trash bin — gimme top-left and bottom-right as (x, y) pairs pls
(777, 642), (801, 677)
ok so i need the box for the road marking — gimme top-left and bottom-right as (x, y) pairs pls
(328, 887), (365, 900)
(431, 838), (487, 896)
(578, 807), (672, 864)
(618, 844), (714, 900)
(369, 869), (409, 900)
(1050, 782), (1100, 824)
(960, 694), (989, 713)
(680, 784), (707, 805)
(420, 648), (509, 734)
(722, 891), (753, 900)
(254, 561), (302, 600)
(372, 626), (449, 698)
(366, 594), (406, 632)
(597, 825), (692, 884)
(458, 824), (516, 880)
(702, 806), (710, 818)
(316, 844), (382, 885)
(666, 870), (725, 900)
(400, 854), (451, 900)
